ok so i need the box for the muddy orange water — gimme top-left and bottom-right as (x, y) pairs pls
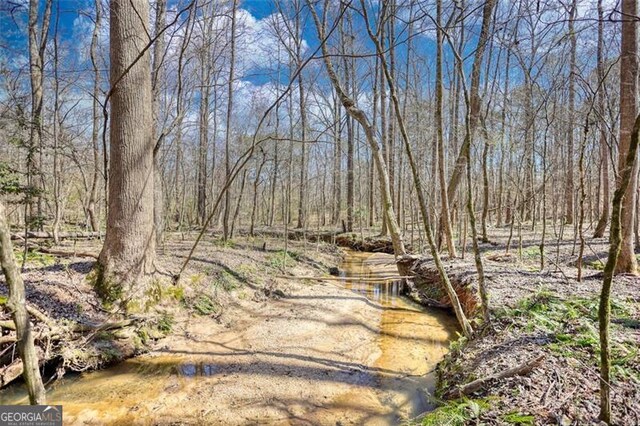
(0, 250), (457, 425)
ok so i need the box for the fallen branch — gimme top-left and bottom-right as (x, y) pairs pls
(26, 305), (54, 327)
(71, 318), (138, 333)
(0, 347), (44, 388)
(0, 321), (15, 330)
(10, 231), (102, 240)
(37, 248), (98, 259)
(444, 354), (545, 399)
(0, 335), (16, 345)
(275, 275), (414, 283)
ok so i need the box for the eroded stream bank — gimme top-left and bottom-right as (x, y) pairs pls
(0, 250), (457, 425)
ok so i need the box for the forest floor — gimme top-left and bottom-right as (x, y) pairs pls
(0, 232), (455, 425)
(419, 225), (640, 426)
(0, 225), (638, 425)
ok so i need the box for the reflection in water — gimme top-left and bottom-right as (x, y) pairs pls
(337, 250), (458, 419)
(0, 250), (456, 425)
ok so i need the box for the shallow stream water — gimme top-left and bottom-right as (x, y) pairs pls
(0, 250), (457, 425)
(335, 250), (458, 419)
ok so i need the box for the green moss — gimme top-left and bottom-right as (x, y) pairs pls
(496, 291), (637, 375)
(165, 285), (185, 301)
(213, 238), (236, 248)
(502, 412), (535, 425)
(192, 295), (219, 316)
(213, 271), (238, 291)
(100, 346), (122, 363)
(190, 273), (205, 286)
(589, 260), (605, 270)
(268, 250), (299, 269)
(88, 264), (123, 309)
(157, 312), (174, 333)
(14, 250), (55, 266)
(420, 398), (490, 426)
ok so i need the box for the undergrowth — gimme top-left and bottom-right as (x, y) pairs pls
(417, 398), (490, 426)
(495, 290), (639, 382)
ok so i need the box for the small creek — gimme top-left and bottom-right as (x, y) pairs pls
(0, 250), (457, 424)
(335, 250), (458, 420)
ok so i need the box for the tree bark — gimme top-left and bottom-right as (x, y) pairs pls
(27, 0), (52, 230)
(223, 0), (238, 240)
(565, 0), (577, 225)
(87, 0), (102, 233)
(435, 0), (457, 258)
(152, 0), (167, 247)
(594, 0), (610, 238)
(599, 113), (640, 425)
(615, 0), (639, 274)
(0, 201), (46, 404)
(362, 0), (473, 336)
(444, 0), (496, 206)
(97, 0), (156, 306)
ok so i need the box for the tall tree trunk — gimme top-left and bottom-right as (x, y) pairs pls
(87, 0), (102, 233)
(97, 0), (155, 306)
(444, 0), (495, 205)
(27, 0), (52, 230)
(615, 0), (639, 274)
(332, 92), (342, 226)
(594, 0), (610, 238)
(296, 0), (308, 230)
(361, 0), (473, 336)
(436, 0), (457, 257)
(250, 151), (267, 236)
(0, 201), (46, 404)
(565, 0), (577, 225)
(223, 0), (238, 240)
(197, 62), (210, 226)
(153, 0), (167, 246)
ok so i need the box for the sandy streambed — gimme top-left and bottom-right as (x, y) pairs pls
(0, 250), (457, 425)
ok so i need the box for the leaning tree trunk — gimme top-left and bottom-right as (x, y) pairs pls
(361, 0), (473, 336)
(599, 113), (640, 425)
(443, 0), (496, 209)
(96, 0), (155, 306)
(309, 2), (405, 257)
(0, 202), (46, 404)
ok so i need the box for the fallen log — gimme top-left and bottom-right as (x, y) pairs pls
(275, 275), (415, 283)
(36, 247), (98, 259)
(0, 347), (44, 388)
(444, 354), (545, 399)
(71, 318), (138, 333)
(11, 231), (102, 240)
